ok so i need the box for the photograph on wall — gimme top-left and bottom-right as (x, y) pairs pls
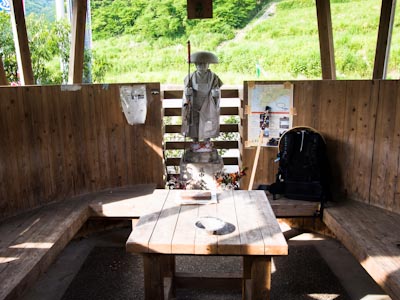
(119, 85), (147, 125)
(246, 82), (293, 147)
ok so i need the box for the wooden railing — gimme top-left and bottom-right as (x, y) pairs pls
(162, 87), (242, 177)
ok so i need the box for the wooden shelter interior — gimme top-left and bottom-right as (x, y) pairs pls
(0, 0), (400, 300)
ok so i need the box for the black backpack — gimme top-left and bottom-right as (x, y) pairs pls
(269, 127), (331, 203)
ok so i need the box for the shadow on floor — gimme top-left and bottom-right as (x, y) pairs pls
(61, 245), (350, 300)
(23, 226), (389, 300)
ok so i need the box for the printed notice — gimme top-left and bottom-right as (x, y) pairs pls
(247, 83), (293, 147)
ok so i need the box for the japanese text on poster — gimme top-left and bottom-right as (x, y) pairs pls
(247, 83), (293, 147)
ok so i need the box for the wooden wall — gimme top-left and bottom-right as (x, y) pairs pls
(241, 80), (400, 214)
(2, 80), (400, 218)
(0, 83), (164, 219)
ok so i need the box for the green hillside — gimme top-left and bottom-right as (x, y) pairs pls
(25, 0), (55, 21)
(1, 0), (398, 85)
(91, 0), (400, 85)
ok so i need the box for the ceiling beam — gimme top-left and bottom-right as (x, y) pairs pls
(316, 0), (336, 80)
(0, 56), (8, 85)
(373, 0), (396, 79)
(10, 0), (34, 85)
(68, 0), (87, 84)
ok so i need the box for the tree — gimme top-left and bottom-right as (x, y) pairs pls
(91, 0), (147, 39)
(0, 12), (18, 83)
(0, 12), (68, 84)
(28, 15), (61, 84)
(0, 12), (109, 84)
(90, 0), (269, 43)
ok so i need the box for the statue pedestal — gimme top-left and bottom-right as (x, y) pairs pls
(180, 149), (224, 190)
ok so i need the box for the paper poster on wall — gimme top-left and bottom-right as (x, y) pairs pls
(246, 83), (293, 147)
(119, 85), (147, 125)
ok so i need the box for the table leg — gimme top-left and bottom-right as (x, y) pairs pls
(243, 256), (272, 300)
(162, 255), (176, 298)
(161, 255), (176, 277)
(251, 256), (272, 300)
(242, 256), (252, 300)
(143, 254), (164, 300)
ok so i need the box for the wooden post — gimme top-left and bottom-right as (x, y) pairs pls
(242, 256), (252, 299)
(373, 0), (397, 79)
(0, 55), (8, 85)
(248, 129), (264, 190)
(68, 0), (87, 84)
(161, 255), (176, 298)
(248, 256), (272, 300)
(315, 0), (336, 80)
(143, 254), (165, 300)
(10, 0), (35, 85)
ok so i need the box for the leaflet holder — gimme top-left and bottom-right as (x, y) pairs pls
(119, 85), (147, 125)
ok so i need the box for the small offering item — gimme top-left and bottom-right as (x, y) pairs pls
(176, 190), (217, 205)
(195, 216), (226, 234)
(180, 191), (212, 200)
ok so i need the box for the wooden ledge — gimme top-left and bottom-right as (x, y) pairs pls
(89, 187), (322, 219)
(323, 200), (400, 300)
(89, 187), (323, 219)
(88, 184), (156, 218)
(268, 196), (321, 218)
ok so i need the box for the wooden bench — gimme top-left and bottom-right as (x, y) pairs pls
(323, 200), (400, 300)
(88, 184), (157, 218)
(7, 186), (394, 300)
(268, 197), (321, 217)
(0, 184), (156, 300)
(0, 195), (90, 300)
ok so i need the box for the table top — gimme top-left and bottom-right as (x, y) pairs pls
(126, 189), (288, 256)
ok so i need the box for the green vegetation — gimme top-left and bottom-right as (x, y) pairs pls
(0, 10), (108, 84)
(90, 0), (268, 83)
(1, 0), (400, 84)
(91, 0), (265, 41)
(0, 12), (68, 84)
(25, 0), (55, 21)
(91, 0), (270, 84)
(92, 0), (400, 84)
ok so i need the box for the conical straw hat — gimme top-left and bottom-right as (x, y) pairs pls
(190, 51), (219, 63)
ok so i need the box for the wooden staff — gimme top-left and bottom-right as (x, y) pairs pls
(187, 41), (191, 83)
(248, 106), (271, 190)
(183, 41), (192, 157)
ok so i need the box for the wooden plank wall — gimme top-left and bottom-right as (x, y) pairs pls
(0, 83), (164, 219)
(2, 80), (400, 217)
(241, 80), (400, 214)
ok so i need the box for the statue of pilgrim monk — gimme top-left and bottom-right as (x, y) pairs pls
(182, 51), (223, 152)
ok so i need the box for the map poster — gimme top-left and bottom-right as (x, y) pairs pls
(246, 82), (293, 147)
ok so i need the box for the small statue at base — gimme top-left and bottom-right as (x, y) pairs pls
(182, 51), (223, 149)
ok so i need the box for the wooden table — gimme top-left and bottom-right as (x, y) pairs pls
(126, 189), (288, 300)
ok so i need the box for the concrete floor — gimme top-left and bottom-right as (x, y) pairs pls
(21, 221), (391, 300)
